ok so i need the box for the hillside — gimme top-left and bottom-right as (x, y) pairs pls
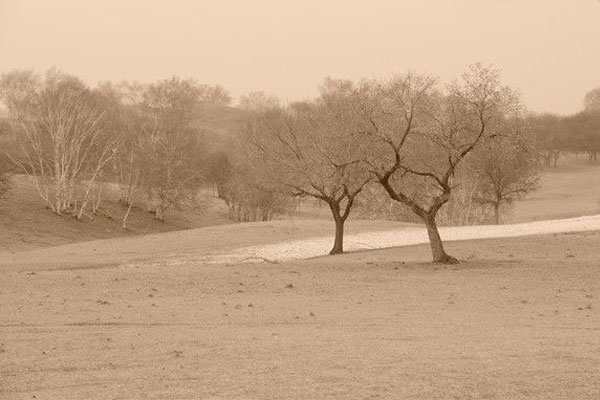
(193, 102), (247, 149)
(0, 175), (231, 253)
(0, 102), (247, 253)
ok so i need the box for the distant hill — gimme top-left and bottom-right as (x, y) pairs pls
(193, 102), (247, 150)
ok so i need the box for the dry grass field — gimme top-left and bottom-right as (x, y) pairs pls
(0, 176), (232, 253)
(509, 156), (600, 222)
(1, 230), (599, 399)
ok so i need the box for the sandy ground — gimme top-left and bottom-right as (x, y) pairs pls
(0, 219), (413, 271)
(1, 231), (599, 399)
(4, 215), (600, 273)
(175, 214), (600, 265)
(220, 214), (600, 264)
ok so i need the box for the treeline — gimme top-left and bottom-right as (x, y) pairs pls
(0, 66), (597, 264)
(530, 87), (600, 168)
(0, 69), (231, 227)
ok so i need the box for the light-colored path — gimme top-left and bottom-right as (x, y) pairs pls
(198, 214), (600, 264)
(4, 215), (600, 270)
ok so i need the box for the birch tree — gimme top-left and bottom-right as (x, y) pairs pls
(0, 69), (118, 217)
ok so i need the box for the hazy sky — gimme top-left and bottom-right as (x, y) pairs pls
(1, 0), (599, 114)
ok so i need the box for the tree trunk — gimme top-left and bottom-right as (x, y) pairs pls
(330, 216), (345, 255)
(493, 203), (500, 225)
(155, 204), (165, 221)
(423, 215), (458, 264)
(122, 202), (133, 229)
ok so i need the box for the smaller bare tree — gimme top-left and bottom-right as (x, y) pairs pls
(244, 101), (370, 255)
(472, 137), (540, 224)
(584, 87), (600, 112)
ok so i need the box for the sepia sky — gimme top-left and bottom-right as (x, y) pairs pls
(0, 0), (599, 114)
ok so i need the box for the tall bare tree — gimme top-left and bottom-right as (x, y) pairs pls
(244, 100), (370, 255)
(139, 77), (205, 221)
(351, 64), (520, 263)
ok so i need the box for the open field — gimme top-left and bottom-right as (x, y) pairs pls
(509, 156), (600, 222)
(1, 230), (599, 399)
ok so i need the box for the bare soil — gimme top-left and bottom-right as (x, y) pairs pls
(1, 231), (599, 399)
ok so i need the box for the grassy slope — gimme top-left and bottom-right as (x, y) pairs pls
(0, 102), (246, 253)
(0, 175), (232, 253)
(508, 154), (600, 222)
(1, 231), (598, 399)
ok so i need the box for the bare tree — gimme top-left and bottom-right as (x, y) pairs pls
(352, 64), (520, 263)
(584, 87), (600, 112)
(244, 100), (370, 255)
(198, 84), (232, 105)
(528, 113), (566, 168)
(563, 110), (600, 162)
(0, 119), (12, 198)
(139, 77), (205, 221)
(238, 91), (280, 111)
(471, 136), (540, 224)
(220, 163), (291, 222)
(0, 69), (118, 217)
(205, 149), (233, 199)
